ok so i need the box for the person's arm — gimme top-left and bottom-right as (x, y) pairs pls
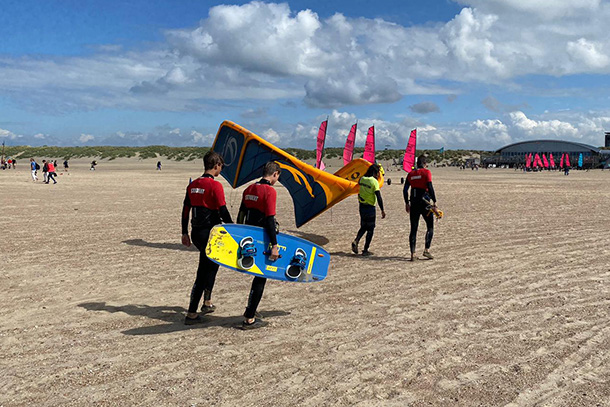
(236, 202), (246, 224)
(215, 183), (232, 224)
(375, 190), (386, 218)
(427, 182), (437, 203)
(181, 191), (191, 247)
(403, 177), (411, 213)
(265, 188), (279, 261)
(219, 205), (233, 224)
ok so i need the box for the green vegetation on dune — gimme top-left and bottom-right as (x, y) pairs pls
(4, 146), (212, 161)
(3, 145), (489, 165)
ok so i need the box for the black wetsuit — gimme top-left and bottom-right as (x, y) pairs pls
(238, 179), (278, 319)
(182, 174), (233, 314)
(404, 168), (437, 254)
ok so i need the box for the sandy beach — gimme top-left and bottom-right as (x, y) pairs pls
(1, 158), (609, 406)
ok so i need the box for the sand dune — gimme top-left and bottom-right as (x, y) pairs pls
(1, 159), (609, 406)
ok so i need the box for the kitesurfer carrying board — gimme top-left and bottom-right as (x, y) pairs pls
(351, 163), (386, 256)
(181, 151), (233, 325)
(236, 161), (282, 329)
(404, 155), (437, 261)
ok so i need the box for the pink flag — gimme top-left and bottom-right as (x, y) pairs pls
(342, 123), (357, 165)
(402, 129), (417, 172)
(363, 126), (375, 163)
(525, 154), (531, 168)
(542, 154), (549, 168)
(565, 153), (571, 167)
(315, 120), (327, 170)
(534, 153), (541, 167)
(560, 153), (564, 168)
(549, 153), (555, 168)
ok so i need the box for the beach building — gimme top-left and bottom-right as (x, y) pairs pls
(484, 139), (610, 168)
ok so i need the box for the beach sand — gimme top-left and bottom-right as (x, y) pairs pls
(1, 158), (610, 406)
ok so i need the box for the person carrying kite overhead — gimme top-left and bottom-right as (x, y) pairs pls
(351, 163), (386, 256)
(404, 155), (437, 261)
(181, 151), (233, 325)
(236, 161), (281, 330)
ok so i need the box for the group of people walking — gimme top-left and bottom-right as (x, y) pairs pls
(181, 151), (280, 329)
(352, 154), (437, 261)
(181, 151), (438, 329)
(29, 158), (68, 183)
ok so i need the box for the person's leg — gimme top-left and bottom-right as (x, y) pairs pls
(186, 228), (213, 316)
(362, 225), (375, 252)
(409, 204), (421, 256)
(354, 226), (367, 244)
(244, 277), (267, 320)
(423, 211), (434, 250)
(362, 210), (376, 253)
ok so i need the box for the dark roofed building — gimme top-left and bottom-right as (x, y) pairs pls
(484, 140), (610, 168)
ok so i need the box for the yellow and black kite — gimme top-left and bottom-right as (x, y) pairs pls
(211, 121), (381, 227)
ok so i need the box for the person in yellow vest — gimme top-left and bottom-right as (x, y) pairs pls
(351, 164), (385, 256)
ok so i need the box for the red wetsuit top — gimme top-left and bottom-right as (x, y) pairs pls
(404, 167), (436, 203)
(47, 162), (55, 172)
(239, 179), (277, 245)
(182, 174), (232, 234)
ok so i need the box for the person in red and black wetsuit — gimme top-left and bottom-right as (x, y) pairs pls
(404, 155), (437, 261)
(181, 151), (233, 325)
(236, 161), (281, 330)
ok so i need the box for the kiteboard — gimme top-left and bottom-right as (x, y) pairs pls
(206, 224), (330, 283)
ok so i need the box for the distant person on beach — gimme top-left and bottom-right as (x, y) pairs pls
(157, 161), (162, 171)
(11, 158), (16, 169)
(42, 160), (48, 183)
(404, 155), (437, 261)
(90, 161), (97, 171)
(351, 163), (385, 257)
(30, 158), (39, 181)
(46, 160), (57, 184)
(181, 151), (233, 325)
(63, 160), (69, 171)
(236, 161), (282, 330)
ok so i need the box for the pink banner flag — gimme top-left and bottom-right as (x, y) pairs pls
(560, 154), (564, 168)
(565, 153), (571, 167)
(402, 129), (417, 172)
(342, 123), (357, 166)
(534, 153), (541, 167)
(542, 154), (549, 168)
(526, 154), (531, 168)
(315, 120), (327, 170)
(549, 153), (555, 168)
(363, 126), (375, 163)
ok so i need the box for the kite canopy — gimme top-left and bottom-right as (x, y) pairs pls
(212, 121), (380, 227)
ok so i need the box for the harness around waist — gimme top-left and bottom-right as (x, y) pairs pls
(410, 188), (429, 201)
(192, 207), (221, 228)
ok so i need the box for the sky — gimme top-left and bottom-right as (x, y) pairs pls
(2, 0), (610, 150)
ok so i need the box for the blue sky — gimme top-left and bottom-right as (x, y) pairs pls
(1, 0), (610, 149)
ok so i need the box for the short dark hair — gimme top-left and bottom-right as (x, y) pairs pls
(263, 161), (281, 177)
(364, 163), (380, 178)
(203, 151), (224, 170)
(417, 155), (427, 168)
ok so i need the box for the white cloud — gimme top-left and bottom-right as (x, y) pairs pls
(567, 38), (610, 69)
(262, 128), (281, 143)
(79, 134), (95, 143)
(2, 1), (610, 111)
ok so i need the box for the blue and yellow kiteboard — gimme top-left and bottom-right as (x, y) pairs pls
(206, 224), (330, 283)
